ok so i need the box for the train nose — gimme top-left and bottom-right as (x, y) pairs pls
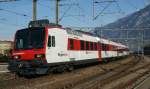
(12, 49), (45, 60)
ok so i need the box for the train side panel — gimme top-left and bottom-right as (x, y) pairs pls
(46, 28), (69, 63)
(46, 28), (101, 64)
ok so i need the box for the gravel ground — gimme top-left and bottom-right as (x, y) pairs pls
(0, 56), (141, 89)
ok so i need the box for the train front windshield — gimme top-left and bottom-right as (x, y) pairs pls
(15, 28), (45, 50)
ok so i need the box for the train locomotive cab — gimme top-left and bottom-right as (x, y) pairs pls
(9, 27), (47, 74)
(8, 20), (62, 75)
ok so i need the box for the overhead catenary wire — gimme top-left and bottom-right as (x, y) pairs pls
(0, 0), (19, 2)
(0, 20), (25, 27)
(0, 17), (25, 27)
(59, 2), (84, 22)
(94, 0), (117, 3)
(59, 3), (79, 6)
(58, 0), (85, 23)
(92, 0), (127, 21)
(126, 0), (138, 10)
(0, 8), (31, 18)
(93, 2), (113, 20)
(76, 1), (85, 17)
(0, 0), (28, 28)
(59, 4), (72, 22)
(114, 0), (124, 14)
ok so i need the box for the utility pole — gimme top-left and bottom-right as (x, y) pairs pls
(56, 0), (60, 24)
(33, 0), (37, 21)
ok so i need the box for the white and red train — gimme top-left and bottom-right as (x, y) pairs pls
(8, 20), (129, 75)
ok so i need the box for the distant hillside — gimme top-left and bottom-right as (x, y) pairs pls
(90, 5), (150, 51)
(104, 4), (150, 28)
(91, 4), (150, 39)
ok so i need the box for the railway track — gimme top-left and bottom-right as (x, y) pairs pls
(71, 56), (150, 89)
(0, 56), (149, 89)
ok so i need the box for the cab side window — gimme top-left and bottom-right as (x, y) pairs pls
(52, 36), (55, 47)
(48, 35), (55, 47)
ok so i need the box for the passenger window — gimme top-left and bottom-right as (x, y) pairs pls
(86, 41), (89, 50)
(70, 39), (74, 49)
(102, 44), (107, 51)
(90, 42), (93, 50)
(94, 43), (97, 50)
(80, 40), (85, 50)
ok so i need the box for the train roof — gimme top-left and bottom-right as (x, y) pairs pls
(16, 19), (128, 49)
(64, 28), (128, 48)
(28, 19), (62, 28)
(99, 38), (127, 48)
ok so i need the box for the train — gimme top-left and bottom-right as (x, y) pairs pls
(8, 19), (129, 75)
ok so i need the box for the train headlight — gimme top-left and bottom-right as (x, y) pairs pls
(35, 54), (45, 58)
(14, 55), (20, 59)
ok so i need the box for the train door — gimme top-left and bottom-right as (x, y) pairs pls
(98, 42), (102, 61)
(46, 28), (69, 63)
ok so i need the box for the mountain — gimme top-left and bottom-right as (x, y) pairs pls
(92, 4), (150, 37)
(90, 4), (150, 51)
(104, 4), (150, 28)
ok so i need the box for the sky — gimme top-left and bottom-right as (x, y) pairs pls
(0, 0), (149, 40)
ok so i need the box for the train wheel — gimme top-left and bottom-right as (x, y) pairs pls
(56, 66), (65, 73)
(66, 65), (74, 72)
(16, 71), (24, 77)
(102, 59), (108, 63)
(51, 65), (66, 73)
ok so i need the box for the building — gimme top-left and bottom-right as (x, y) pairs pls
(0, 41), (13, 56)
